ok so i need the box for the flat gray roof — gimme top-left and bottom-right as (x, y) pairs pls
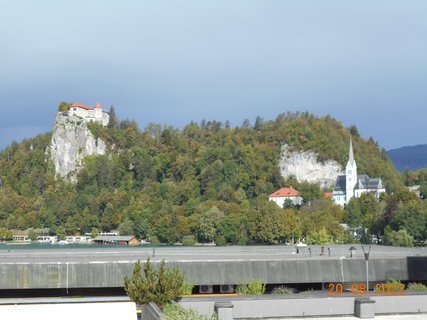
(0, 244), (425, 264)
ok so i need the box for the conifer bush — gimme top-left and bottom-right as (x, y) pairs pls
(124, 258), (187, 307)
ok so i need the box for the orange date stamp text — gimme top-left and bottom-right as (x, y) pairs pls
(328, 283), (405, 295)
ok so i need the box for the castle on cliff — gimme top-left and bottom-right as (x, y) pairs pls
(69, 102), (109, 126)
(332, 139), (386, 206)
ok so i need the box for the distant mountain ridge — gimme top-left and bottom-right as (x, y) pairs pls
(388, 144), (427, 172)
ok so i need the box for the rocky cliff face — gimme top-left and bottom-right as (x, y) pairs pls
(279, 144), (342, 188)
(47, 113), (107, 182)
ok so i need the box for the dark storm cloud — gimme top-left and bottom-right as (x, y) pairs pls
(1, 0), (426, 150)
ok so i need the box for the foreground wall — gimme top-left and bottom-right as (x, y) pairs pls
(178, 293), (427, 319)
(1, 256), (427, 290)
(0, 298), (136, 320)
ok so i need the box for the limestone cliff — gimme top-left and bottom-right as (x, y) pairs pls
(47, 112), (107, 182)
(279, 144), (342, 188)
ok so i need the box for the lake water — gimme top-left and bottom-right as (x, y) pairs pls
(0, 242), (166, 250)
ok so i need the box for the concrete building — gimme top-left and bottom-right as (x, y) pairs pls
(269, 186), (303, 207)
(333, 139), (386, 206)
(69, 102), (109, 126)
(1, 245), (427, 294)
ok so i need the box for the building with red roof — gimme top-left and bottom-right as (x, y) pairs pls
(268, 186), (303, 207)
(68, 102), (109, 126)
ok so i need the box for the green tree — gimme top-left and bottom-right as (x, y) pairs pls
(306, 227), (333, 244)
(56, 226), (66, 240)
(58, 101), (72, 112)
(391, 200), (427, 243)
(197, 206), (223, 243)
(124, 258), (186, 307)
(28, 230), (37, 241)
(90, 227), (100, 239)
(248, 200), (289, 243)
(118, 219), (134, 236)
(383, 226), (414, 247)
(349, 125), (360, 137)
(299, 182), (322, 203)
(0, 227), (13, 240)
(182, 235), (195, 246)
(108, 105), (119, 129)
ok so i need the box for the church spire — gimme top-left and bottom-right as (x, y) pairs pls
(348, 137), (355, 166)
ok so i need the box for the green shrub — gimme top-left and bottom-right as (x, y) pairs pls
(236, 278), (266, 295)
(180, 280), (194, 295)
(386, 278), (402, 286)
(375, 279), (405, 293)
(162, 302), (216, 320)
(124, 258), (185, 307)
(215, 235), (227, 246)
(271, 285), (293, 294)
(407, 283), (427, 291)
(300, 289), (315, 294)
(182, 235), (196, 246)
(150, 235), (161, 245)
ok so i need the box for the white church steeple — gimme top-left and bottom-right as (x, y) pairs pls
(345, 138), (357, 203)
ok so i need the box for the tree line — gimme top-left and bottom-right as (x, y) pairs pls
(0, 106), (420, 246)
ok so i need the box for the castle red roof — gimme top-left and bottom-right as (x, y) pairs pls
(269, 186), (301, 197)
(71, 103), (94, 110)
(71, 102), (106, 111)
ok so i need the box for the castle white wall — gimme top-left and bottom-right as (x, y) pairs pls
(69, 107), (109, 126)
(102, 112), (109, 126)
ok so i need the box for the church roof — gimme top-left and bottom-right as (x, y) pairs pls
(333, 174), (384, 193)
(356, 175), (383, 189)
(269, 186), (301, 197)
(333, 175), (346, 192)
(348, 138), (355, 167)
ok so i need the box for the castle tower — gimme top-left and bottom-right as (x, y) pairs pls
(345, 138), (358, 203)
(94, 102), (103, 121)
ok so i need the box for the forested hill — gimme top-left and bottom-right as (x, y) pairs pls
(0, 111), (403, 244)
(388, 144), (427, 172)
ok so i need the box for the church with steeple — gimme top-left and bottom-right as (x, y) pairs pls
(332, 139), (386, 206)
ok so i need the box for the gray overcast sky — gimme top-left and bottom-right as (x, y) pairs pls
(1, 0), (426, 150)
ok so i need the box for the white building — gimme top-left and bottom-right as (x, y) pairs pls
(36, 236), (58, 243)
(332, 139), (386, 206)
(69, 102), (110, 126)
(269, 186), (303, 207)
(65, 236), (92, 243)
